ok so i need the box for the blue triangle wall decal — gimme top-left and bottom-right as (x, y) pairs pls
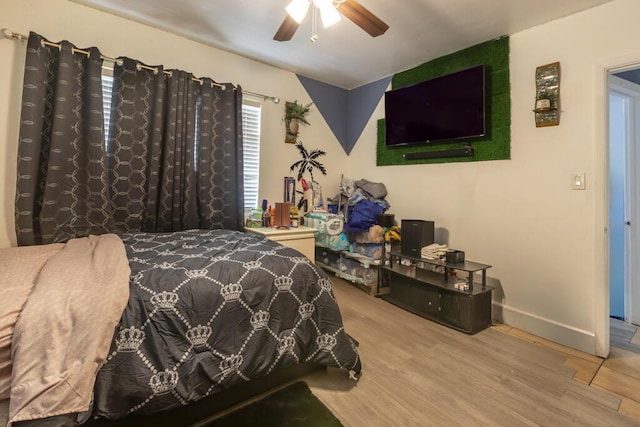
(297, 75), (392, 155)
(347, 77), (392, 154)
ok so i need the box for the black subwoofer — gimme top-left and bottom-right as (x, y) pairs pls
(401, 220), (435, 257)
(376, 213), (395, 228)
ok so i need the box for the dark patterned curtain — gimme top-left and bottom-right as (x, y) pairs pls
(156, 69), (199, 231)
(197, 80), (244, 231)
(108, 59), (244, 233)
(16, 33), (245, 245)
(106, 57), (166, 232)
(15, 32), (112, 246)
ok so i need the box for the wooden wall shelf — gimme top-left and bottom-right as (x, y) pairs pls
(534, 62), (561, 127)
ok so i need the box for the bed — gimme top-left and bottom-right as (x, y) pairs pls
(0, 229), (361, 426)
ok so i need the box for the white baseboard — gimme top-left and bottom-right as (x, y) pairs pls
(492, 301), (597, 355)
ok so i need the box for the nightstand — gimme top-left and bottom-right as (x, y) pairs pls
(246, 226), (317, 262)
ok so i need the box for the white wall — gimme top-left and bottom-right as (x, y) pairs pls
(4, 0), (638, 355)
(0, 0), (347, 248)
(349, 0), (640, 355)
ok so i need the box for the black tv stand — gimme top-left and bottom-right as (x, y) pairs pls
(379, 251), (492, 334)
(403, 146), (474, 160)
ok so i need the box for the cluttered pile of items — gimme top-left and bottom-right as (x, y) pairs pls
(246, 173), (401, 252)
(299, 177), (398, 253)
(306, 177), (401, 289)
(243, 142), (402, 289)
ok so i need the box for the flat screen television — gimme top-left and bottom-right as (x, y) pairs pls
(384, 64), (486, 147)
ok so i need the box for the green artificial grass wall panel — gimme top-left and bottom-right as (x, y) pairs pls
(377, 37), (510, 165)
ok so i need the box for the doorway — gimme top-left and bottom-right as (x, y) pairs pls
(608, 70), (640, 351)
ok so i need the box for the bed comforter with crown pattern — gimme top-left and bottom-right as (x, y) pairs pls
(91, 229), (361, 419)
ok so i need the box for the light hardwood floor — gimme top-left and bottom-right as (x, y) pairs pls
(304, 277), (640, 426)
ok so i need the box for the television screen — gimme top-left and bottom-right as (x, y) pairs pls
(384, 65), (486, 147)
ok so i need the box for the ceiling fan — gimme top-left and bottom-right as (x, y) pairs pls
(274, 0), (389, 42)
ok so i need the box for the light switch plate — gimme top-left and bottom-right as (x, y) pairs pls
(572, 173), (586, 190)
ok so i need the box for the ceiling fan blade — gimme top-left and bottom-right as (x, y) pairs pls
(274, 15), (300, 41)
(338, 0), (389, 37)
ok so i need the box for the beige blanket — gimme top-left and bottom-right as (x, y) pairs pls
(0, 234), (130, 425)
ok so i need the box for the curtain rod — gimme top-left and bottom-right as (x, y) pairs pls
(1, 28), (280, 104)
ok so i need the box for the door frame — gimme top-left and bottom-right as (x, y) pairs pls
(609, 75), (640, 325)
(595, 54), (640, 357)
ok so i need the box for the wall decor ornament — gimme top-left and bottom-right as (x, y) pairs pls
(533, 61), (560, 127)
(283, 100), (313, 143)
(289, 142), (327, 211)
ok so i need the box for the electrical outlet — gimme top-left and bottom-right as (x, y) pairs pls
(572, 173), (586, 190)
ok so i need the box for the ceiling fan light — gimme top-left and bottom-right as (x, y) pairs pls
(319, 5), (341, 28)
(286, 0), (310, 24)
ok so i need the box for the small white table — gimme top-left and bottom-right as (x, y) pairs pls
(246, 226), (317, 262)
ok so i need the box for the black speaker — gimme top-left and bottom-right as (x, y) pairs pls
(401, 220), (435, 257)
(376, 213), (395, 228)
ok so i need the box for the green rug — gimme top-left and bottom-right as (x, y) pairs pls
(200, 381), (343, 427)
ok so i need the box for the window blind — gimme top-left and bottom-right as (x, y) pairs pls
(242, 103), (261, 210)
(101, 69), (113, 147)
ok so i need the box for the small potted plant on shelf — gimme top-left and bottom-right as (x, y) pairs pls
(535, 90), (554, 111)
(283, 100), (313, 143)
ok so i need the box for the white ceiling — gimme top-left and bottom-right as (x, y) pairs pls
(71, 0), (612, 89)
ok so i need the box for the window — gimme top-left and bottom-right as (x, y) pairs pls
(101, 68), (114, 147)
(100, 70), (261, 209)
(242, 102), (261, 209)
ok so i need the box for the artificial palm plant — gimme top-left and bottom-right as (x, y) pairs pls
(283, 100), (313, 126)
(290, 141), (327, 181)
(283, 100), (313, 142)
